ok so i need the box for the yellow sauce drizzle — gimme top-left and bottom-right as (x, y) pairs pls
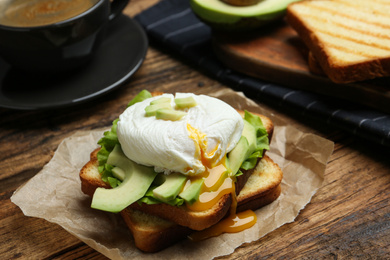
(185, 122), (257, 240)
(188, 210), (257, 242)
(186, 177), (233, 212)
(203, 156), (229, 191)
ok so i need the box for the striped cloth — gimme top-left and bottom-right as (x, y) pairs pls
(134, 0), (390, 147)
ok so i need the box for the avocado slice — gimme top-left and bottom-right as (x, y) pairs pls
(155, 108), (187, 121)
(174, 96), (197, 109)
(111, 166), (125, 181)
(145, 103), (172, 116)
(228, 118), (259, 175)
(227, 136), (249, 175)
(150, 97), (171, 105)
(153, 173), (188, 203)
(242, 119), (257, 157)
(190, 0), (302, 31)
(179, 178), (204, 205)
(91, 145), (158, 213)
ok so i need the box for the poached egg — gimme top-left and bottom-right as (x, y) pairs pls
(117, 93), (243, 176)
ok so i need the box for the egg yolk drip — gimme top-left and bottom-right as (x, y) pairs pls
(186, 123), (219, 169)
(188, 210), (257, 242)
(185, 158), (233, 213)
(185, 123), (257, 240)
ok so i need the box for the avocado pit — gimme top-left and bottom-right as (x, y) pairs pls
(221, 0), (260, 6)
(190, 0), (301, 32)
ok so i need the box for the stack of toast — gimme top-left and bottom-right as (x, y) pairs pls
(287, 0), (390, 84)
(79, 108), (283, 252)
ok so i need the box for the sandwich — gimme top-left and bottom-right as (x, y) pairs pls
(286, 0), (390, 84)
(79, 90), (282, 252)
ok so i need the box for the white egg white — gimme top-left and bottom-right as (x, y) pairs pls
(117, 93), (243, 176)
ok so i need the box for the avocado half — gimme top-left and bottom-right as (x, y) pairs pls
(190, 0), (301, 31)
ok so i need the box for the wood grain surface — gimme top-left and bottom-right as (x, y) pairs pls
(213, 21), (390, 114)
(1, 1), (389, 259)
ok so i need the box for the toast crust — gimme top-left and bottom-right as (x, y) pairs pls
(129, 191), (232, 231)
(236, 154), (282, 212)
(287, 0), (390, 84)
(120, 208), (192, 253)
(79, 148), (109, 197)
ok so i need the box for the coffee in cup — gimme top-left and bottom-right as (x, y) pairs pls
(0, 0), (99, 27)
(0, 0), (129, 72)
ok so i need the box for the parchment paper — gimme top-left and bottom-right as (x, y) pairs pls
(11, 89), (334, 259)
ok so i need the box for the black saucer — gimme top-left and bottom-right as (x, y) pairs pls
(0, 14), (148, 110)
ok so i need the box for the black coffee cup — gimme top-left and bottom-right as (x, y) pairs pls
(0, 0), (129, 72)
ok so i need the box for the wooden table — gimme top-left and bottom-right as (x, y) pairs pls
(1, 1), (389, 259)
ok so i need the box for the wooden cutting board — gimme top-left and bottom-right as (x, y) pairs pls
(213, 20), (390, 114)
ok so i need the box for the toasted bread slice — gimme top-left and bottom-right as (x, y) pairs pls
(80, 110), (274, 231)
(307, 51), (325, 76)
(287, 0), (390, 84)
(80, 148), (109, 197)
(121, 155), (282, 253)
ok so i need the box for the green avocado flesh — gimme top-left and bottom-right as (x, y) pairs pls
(179, 178), (204, 205)
(228, 119), (257, 175)
(150, 97), (171, 105)
(190, 0), (301, 30)
(228, 136), (249, 176)
(91, 145), (158, 213)
(175, 96), (197, 109)
(145, 103), (172, 116)
(156, 108), (187, 121)
(242, 119), (257, 158)
(153, 173), (188, 203)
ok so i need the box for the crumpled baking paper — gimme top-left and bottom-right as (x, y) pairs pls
(11, 89), (334, 259)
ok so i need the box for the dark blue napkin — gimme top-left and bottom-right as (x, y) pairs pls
(135, 0), (390, 147)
